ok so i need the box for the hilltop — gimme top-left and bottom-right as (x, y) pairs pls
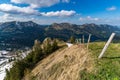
(24, 44), (94, 80)
(4, 39), (120, 80)
(24, 42), (120, 80)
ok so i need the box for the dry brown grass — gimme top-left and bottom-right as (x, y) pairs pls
(25, 44), (94, 80)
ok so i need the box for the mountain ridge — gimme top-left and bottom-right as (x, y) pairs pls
(0, 21), (119, 50)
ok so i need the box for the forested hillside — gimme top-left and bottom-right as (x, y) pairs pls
(0, 21), (120, 50)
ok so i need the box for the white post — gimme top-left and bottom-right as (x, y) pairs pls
(76, 39), (79, 44)
(79, 38), (81, 44)
(82, 35), (84, 44)
(87, 34), (91, 49)
(75, 39), (76, 43)
(98, 33), (116, 59)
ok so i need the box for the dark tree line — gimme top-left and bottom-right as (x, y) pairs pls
(5, 38), (59, 80)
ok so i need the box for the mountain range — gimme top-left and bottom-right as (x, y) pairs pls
(0, 21), (120, 50)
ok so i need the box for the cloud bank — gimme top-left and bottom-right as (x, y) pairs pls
(0, 0), (75, 17)
(0, 4), (39, 15)
(79, 16), (100, 21)
(107, 6), (117, 11)
(42, 10), (76, 17)
(11, 0), (60, 8)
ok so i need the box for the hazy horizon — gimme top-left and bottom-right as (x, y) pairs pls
(0, 20), (120, 27)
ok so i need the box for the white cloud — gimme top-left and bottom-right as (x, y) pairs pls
(79, 16), (100, 21)
(0, 0), (77, 23)
(0, 13), (16, 22)
(41, 10), (76, 17)
(2, 14), (10, 19)
(11, 0), (21, 3)
(107, 6), (117, 11)
(11, 0), (60, 8)
(11, 0), (70, 8)
(79, 17), (83, 21)
(62, 0), (70, 3)
(2, 14), (13, 20)
(0, 13), (38, 22)
(0, 4), (76, 17)
(0, 4), (40, 15)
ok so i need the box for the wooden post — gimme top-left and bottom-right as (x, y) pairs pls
(82, 35), (84, 44)
(76, 39), (79, 44)
(87, 34), (91, 49)
(79, 38), (81, 44)
(77, 39), (79, 44)
(75, 39), (78, 43)
(98, 33), (116, 59)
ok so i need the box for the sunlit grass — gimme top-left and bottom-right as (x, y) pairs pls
(80, 42), (120, 80)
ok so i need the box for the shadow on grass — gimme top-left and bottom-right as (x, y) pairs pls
(102, 56), (120, 59)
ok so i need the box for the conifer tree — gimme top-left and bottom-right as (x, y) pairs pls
(70, 36), (75, 43)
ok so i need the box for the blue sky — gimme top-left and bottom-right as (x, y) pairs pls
(0, 0), (120, 25)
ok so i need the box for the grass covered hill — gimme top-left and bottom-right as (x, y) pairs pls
(24, 42), (120, 80)
(24, 44), (93, 80)
(4, 38), (120, 80)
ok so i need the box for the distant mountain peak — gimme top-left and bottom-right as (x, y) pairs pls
(51, 23), (73, 30)
(0, 21), (119, 50)
(24, 21), (37, 24)
(3, 21), (37, 25)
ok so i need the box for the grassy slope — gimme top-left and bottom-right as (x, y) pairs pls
(24, 42), (120, 80)
(24, 45), (94, 80)
(88, 42), (120, 80)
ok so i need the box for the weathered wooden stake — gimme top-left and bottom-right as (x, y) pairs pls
(76, 39), (78, 43)
(77, 39), (79, 44)
(79, 38), (81, 44)
(82, 35), (84, 44)
(98, 33), (116, 59)
(87, 34), (91, 49)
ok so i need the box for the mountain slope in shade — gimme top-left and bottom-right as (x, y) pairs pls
(45, 23), (120, 41)
(0, 21), (46, 50)
(0, 21), (120, 50)
(24, 45), (94, 80)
